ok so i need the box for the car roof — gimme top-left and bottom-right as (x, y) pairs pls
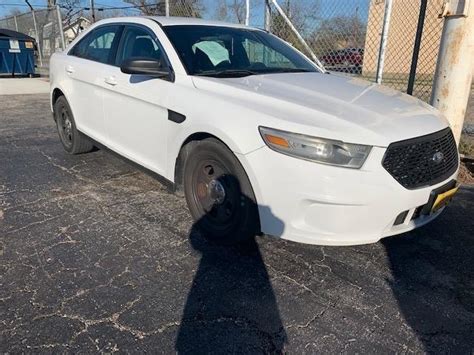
(149, 16), (257, 30)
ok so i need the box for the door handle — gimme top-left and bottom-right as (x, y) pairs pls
(104, 76), (117, 86)
(65, 65), (74, 74)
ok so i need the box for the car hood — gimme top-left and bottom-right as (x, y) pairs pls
(191, 73), (448, 147)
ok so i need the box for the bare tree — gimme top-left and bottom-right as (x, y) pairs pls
(123, 0), (202, 17)
(308, 15), (366, 55)
(269, 1), (319, 53)
(123, 0), (166, 15)
(94, 8), (130, 21)
(215, 0), (248, 24)
(57, 0), (83, 25)
(6, 8), (23, 17)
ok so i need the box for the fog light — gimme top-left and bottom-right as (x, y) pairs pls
(394, 210), (409, 225)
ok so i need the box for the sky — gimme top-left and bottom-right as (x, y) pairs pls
(0, 0), (131, 17)
(0, 0), (370, 28)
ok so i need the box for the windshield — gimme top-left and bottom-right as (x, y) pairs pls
(162, 25), (319, 77)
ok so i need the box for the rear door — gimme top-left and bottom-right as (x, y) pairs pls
(102, 24), (173, 176)
(66, 24), (123, 142)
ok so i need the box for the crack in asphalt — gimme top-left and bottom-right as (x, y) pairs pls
(1, 94), (473, 353)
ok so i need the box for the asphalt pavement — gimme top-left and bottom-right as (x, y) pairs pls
(1, 93), (473, 353)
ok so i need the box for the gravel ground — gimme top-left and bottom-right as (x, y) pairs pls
(1, 94), (473, 353)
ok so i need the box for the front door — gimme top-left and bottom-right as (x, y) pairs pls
(102, 24), (172, 176)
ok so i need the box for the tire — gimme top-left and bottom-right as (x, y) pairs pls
(54, 96), (94, 154)
(183, 138), (260, 245)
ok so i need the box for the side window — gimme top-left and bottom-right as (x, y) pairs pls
(243, 38), (294, 69)
(116, 26), (164, 67)
(70, 25), (121, 65)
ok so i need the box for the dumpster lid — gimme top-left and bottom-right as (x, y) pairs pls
(0, 28), (36, 42)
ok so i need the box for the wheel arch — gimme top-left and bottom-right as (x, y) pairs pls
(173, 132), (231, 194)
(51, 87), (65, 116)
(170, 121), (265, 198)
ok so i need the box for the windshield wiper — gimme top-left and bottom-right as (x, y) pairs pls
(194, 69), (259, 78)
(194, 68), (315, 78)
(263, 68), (314, 74)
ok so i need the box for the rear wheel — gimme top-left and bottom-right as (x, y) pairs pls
(54, 96), (94, 154)
(183, 138), (260, 245)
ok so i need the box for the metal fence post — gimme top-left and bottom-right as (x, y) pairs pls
(56, 5), (66, 50)
(430, 1), (473, 144)
(165, 0), (170, 17)
(31, 10), (43, 67)
(245, 0), (250, 25)
(376, 0), (393, 84)
(14, 16), (18, 31)
(90, 0), (96, 22)
(269, 0), (324, 69)
(264, 0), (271, 31)
(407, 0), (428, 95)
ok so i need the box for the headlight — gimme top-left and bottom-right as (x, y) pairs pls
(259, 126), (372, 169)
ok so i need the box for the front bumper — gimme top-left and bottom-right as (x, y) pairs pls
(239, 146), (459, 246)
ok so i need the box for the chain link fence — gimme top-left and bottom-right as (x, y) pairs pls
(0, 0), (453, 105)
(410, 1), (444, 102)
(265, 0), (446, 103)
(152, 0), (445, 103)
(168, 0), (203, 17)
(363, 0), (444, 102)
(0, 7), (65, 73)
(267, 0), (368, 75)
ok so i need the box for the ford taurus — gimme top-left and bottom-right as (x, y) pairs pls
(50, 17), (459, 245)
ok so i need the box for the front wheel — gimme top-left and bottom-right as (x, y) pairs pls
(183, 138), (260, 245)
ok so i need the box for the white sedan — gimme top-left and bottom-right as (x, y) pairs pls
(50, 17), (459, 245)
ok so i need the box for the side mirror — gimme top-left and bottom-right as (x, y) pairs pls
(120, 57), (173, 80)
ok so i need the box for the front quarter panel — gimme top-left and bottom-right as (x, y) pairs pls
(164, 76), (267, 180)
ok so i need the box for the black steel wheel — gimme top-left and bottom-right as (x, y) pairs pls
(183, 138), (260, 244)
(57, 103), (74, 149)
(54, 96), (93, 154)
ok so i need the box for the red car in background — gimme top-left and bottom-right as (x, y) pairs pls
(320, 48), (364, 68)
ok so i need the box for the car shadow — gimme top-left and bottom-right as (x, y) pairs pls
(382, 186), (474, 352)
(175, 197), (287, 353)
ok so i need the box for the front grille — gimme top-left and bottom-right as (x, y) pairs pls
(382, 128), (458, 189)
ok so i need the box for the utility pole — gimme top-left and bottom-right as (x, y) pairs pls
(430, 0), (473, 143)
(90, 0), (96, 22)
